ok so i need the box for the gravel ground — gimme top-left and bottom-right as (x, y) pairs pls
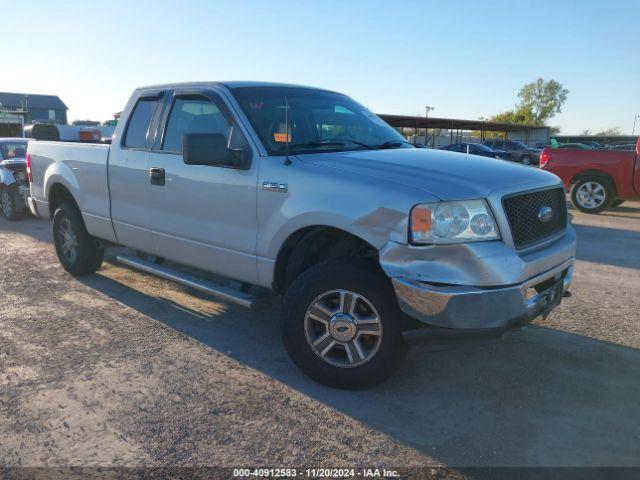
(1, 202), (639, 471)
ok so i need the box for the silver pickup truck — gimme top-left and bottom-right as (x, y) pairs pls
(27, 82), (576, 388)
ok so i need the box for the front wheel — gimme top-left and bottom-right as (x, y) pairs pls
(571, 178), (612, 214)
(281, 259), (409, 389)
(53, 202), (104, 276)
(0, 185), (24, 221)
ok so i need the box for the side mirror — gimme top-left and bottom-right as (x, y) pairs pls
(183, 133), (246, 168)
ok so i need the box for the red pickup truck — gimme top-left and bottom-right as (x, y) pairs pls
(540, 137), (640, 213)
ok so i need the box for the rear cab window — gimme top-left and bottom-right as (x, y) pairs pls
(0, 141), (28, 159)
(124, 97), (160, 148)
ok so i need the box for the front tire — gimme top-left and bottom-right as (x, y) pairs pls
(571, 178), (612, 214)
(53, 202), (104, 276)
(0, 185), (24, 221)
(282, 259), (409, 389)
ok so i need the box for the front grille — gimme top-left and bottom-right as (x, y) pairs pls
(502, 187), (567, 249)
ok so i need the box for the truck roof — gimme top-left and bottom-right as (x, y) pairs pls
(135, 81), (338, 94)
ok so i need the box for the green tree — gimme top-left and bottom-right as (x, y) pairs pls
(490, 78), (569, 126)
(517, 78), (569, 124)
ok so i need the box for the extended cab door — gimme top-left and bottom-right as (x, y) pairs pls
(108, 91), (164, 252)
(147, 88), (259, 284)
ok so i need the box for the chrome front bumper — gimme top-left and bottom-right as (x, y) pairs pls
(393, 258), (574, 330)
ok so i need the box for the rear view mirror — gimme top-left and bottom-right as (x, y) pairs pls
(182, 133), (247, 169)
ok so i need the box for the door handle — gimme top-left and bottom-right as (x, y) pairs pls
(149, 167), (165, 186)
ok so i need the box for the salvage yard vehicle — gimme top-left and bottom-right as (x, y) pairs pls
(540, 137), (640, 213)
(484, 139), (542, 165)
(0, 138), (30, 220)
(27, 82), (576, 388)
(439, 142), (509, 160)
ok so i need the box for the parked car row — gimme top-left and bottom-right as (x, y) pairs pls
(483, 139), (542, 165)
(439, 142), (509, 159)
(439, 140), (542, 166)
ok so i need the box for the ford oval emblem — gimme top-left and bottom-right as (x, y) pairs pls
(538, 206), (554, 223)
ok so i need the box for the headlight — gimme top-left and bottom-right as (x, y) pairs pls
(410, 200), (500, 244)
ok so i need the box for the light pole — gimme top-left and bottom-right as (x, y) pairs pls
(425, 106), (434, 118)
(633, 114), (640, 136)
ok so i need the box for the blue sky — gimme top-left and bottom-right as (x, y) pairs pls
(4, 0), (639, 134)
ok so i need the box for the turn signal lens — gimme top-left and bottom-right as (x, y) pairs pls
(410, 206), (432, 242)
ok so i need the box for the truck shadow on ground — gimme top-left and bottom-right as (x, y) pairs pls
(79, 270), (640, 467)
(6, 216), (640, 465)
(573, 224), (640, 269)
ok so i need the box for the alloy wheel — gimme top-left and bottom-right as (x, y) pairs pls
(304, 289), (383, 368)
(57, 217), (79, 263)
(576, 182), (607, 209)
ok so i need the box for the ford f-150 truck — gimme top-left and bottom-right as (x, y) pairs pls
(540, 138), (640, 214)
(27, 82), (576, 388)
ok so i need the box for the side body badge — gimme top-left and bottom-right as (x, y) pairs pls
(262, 181), (288, 193)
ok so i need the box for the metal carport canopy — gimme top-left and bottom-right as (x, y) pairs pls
(377, 114), (538, 132)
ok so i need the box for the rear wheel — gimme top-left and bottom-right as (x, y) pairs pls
(0, 185), (24, 221)
(53, 202), (104, 275)
(571, 178), (612, 214)
(282, 259), (408, 389)
(520, 155), (532, 166)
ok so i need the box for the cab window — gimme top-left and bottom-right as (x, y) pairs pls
(124, 98), (159, 148)
(162, 96), (231, 153)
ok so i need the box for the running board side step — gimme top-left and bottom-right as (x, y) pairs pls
(116, 255), (271, 310)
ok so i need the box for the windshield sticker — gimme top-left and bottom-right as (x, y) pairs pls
(274, 132), (291, 143)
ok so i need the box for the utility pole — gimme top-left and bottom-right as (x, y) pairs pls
(425, 106), (434, 118)
(632, 114), (640, 136)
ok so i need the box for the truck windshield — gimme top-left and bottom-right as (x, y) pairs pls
(231, 86), (412, 156)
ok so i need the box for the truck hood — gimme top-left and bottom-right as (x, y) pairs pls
(298, 148), (559, 200)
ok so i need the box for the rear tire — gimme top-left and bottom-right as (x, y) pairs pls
(571, 177), (612, 214)
(0, 185), (24, 221)
(281, 259), (409, 389)
(53, 202), (104, 276)
(520, 155), (532, 166)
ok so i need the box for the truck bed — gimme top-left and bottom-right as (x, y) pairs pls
(28, 141), (115, 241)
(541, 147), (638, 197)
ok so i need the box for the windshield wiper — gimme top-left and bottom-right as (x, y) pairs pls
(287, 139), (375, 150)
(372, 139), (414, 149)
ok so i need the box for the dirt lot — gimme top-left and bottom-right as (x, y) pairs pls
(1, 202), (639, 470)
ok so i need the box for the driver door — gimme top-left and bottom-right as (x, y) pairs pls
(147, 88), (259, 284)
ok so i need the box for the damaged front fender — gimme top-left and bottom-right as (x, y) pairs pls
(379, 225), (576, 287)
